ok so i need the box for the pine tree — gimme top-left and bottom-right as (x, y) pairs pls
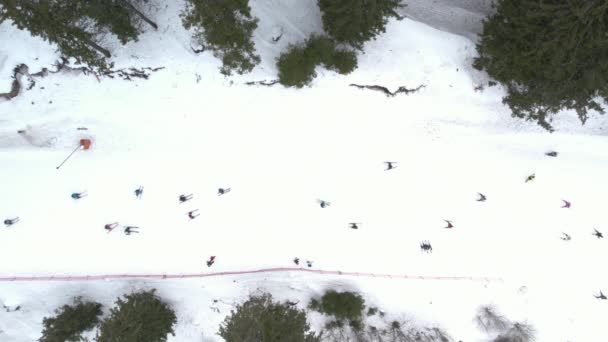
(318, 0), (403, 49)
(182, 0), (260, 75)
(39, 298), (102, 342)
(219, 294), (320, 342)
(474, 0), (608, 130)
(96, 290), (177, 342)
(0, 0), (155, 70)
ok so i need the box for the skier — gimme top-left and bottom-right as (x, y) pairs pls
(4, 217), (19, 227)
(545, 151), (558, 157)
(384, 161), (397, 171)
(179, 194), (193, 203)
(444, 220), (454, 229)
(134, 186), (144, 199)
(525, 173), (535, 183)
(594, 291), (607, 300)
(124, 226), (139, 235)
(593, 229), (603, 239)
(560, 232), (571, 241)
(293, 257), (300, 266)
(104, 222), (119, 233)
(317, 199), (331, 208)
(348, 222), (361, 229)
(71, 191), (87, 199)
(561, 200), (571, 208)
(477, 193), (487, 202)
(306, 260), (313, 268)
(188, 209), (200, 220)
(217, 187), (231, 196)
(420, 241), (432, 253)
(206, 256), (216, 267)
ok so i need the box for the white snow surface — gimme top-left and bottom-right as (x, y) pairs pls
(0, 0), (607, 341)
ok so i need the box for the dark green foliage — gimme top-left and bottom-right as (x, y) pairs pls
(182, 0), (260, 75)
(277, 35), (357, 87)
(0, 0), (148, 70)
(309, 290), (364, 332)
(277, 44), (318, 88)
(39, 298), (102, 342)
(96, 290), (177, 342)
(366, 306), (378, 316)
(218, 293), (320, 342)
(318, 0), (403, 49)
(474, 0), (608, 130)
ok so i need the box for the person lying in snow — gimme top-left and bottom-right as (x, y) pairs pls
(4, 217), (19, 227)
(71, 191), (87, 199)
(525, 173), (535, 183)
(420, 241), (432, 253)
(444, 220), (454, 229)
(384, 161), (397, 171)
(217, 188), (231, 196)
(206, 256), (216, 267)
(561, 200), (571, 208)
(545, 151), (558, 157)
(560, 232), (571, 241)
(105, 222), (119, 233)
(179, 194), (193, 203)
(134, 186), (143, 199)
(317, 199), (330, 208)
(477, 193), (487, 202)
(349, 222), (361, 229)
(306, 260), (313, 268)
(124, 226), (139, 235)
(593, 229), (603, 239)
(188, 210), (199, 220)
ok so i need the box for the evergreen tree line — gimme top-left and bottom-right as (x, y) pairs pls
(1, 0), (606, 129)
(37, 288), (533, 342)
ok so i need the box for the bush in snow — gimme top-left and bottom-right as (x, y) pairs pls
(318, 0), (403, 49)
(0, 0), (155, 71)
(309, 290), (365, 330)
(39, 297), (102, 342)
(277, 35), (357, 88)
(493, 322), (536, 342)
(182, 0), (260, 75)
(96, 289), (176, 342)
(474, 0), (608, 131)
(218, 293), (320, 342)
(474, 305), (510, 333)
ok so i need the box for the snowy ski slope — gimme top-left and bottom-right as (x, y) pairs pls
(1, 0), (607, 341)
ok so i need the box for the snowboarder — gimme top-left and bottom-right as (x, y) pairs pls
(306, 260), (313, 268)
(561, 199), (571, 208)
(525, 173), (535, 183)
(217, 187), (231, 196)
(317, 199), (330, 208)
(348, 222), (361, 229)
(104, 222), (119, 233)
(179, 194), (193, 203)
(188, 209), (200, 220)
(4, 217), (19, 227)
(594, 291), (606, 300)
(206, 256), (216, 267)
(134, 186), (143, 199)
(71, 191), (87, 199)
(384, 161), (397, 171)
(593, 229), (603, 239)
(124, 226), (139, 235)
(545, 151), (558, 157)
(420, 241), (432, 253)
(444, 220), (454, 229)
(293, 257), (300, 265)
(477, 193), (487, 202)
(560, 232), (571, 241)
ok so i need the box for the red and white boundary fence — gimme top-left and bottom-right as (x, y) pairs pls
(0, 267), (503, 282)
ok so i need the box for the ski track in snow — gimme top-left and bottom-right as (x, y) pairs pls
(1, 0), (607, 341)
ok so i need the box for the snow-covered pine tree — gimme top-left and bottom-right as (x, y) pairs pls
(318, 0), (403, 49)
(474, 0), (608, 130)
